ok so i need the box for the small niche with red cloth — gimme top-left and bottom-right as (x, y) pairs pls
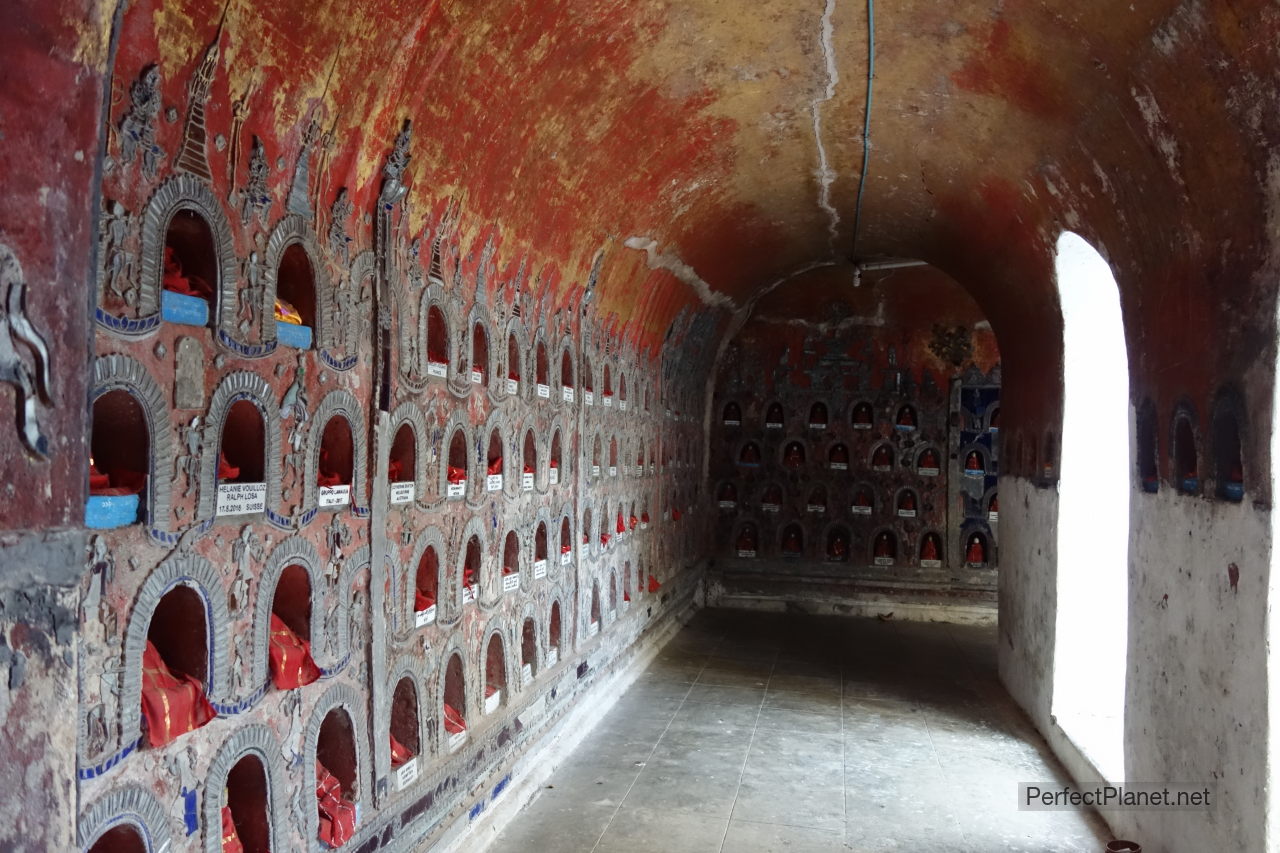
(317, 417), (354, 507)
(161, 210), (217, 327)
(501, 530), (520, 592)
(920, 532), (944, 566)
(461, 536), (481, 603)
(268, 565), (320, 689)
(88, 824), (148, 853)
(965, 532), (990, 567)
(87, 389), (148, 528)
(485, 429), (504, 491)
(873, 531), (898, 566)
(484, 633), (506, 714)
(469, 322), (489, 385)
(388, 423), (416, 504)
(414, 546), (439, 626)
(826, 526), (850, 562)
(223, 753), (270, 853)
(534, 341), (549, 389)
(315, 708), (359, 848)
(521, 430), (537, 490)
(560, 517), (573, 562)
(736, 523), (758, 557)
(533, 522), (549, 577)
(140, 586), (215, 747)
(389, 677), (420, 789)
(588, 584), (601, 635)
(548, 602), (563, 665)
(549, 430), (562, 483)
(425, 304), (450, 375)
(506, 333), (521, 391)
(781, 523), (804, 556)
(445, 429), (468, 497)
(215, 399), (268, 517)
(443, 653), (468, 750)
(274, 243), (316, 349)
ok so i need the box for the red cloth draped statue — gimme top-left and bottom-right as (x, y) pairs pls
(873, 446), (892, 467)
(966, 536), (986, 564)
(965, 452), (983, 472)
(920, 449), (939, 469)
(831, 445), (849, 464)
(921, 537), (939, 561)
(414, 590), (435, 612)
(218, 452), (240, 482)
(389, 734), (414, 768)
(316, 761), (357, 848)
(268, 613), (321, 689)
(616, 515), (625, 534)
(641, 512), (650, 525)
(561, 542), (572, 554)
(220, 805), (244, 853)
(783, 528), (802, 553)
(89, 459), (145, 496)
(784, 444), (803, 467)
(874, 533), (894, 558)
(140, 640), (216, 748)
(387, 459), (403, 481)
(487, 457), (503, 476)
(446, 466), (467, 485)
(897, 407), (916, 427)
(648, 575), (661, 592)
(672, 508), (682, 521)
(900, 492), (916, 512)
(162, 246), (213, 299)
(829, 535), (847, 560)
(629, 515), (638, 530)
(318, 449), (342, 487)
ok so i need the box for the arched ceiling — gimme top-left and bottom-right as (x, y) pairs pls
(92, 0), (1280, 391)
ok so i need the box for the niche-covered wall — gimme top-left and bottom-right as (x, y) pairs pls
(708, 265), (1000, 609)
(74, 7), (712, 851)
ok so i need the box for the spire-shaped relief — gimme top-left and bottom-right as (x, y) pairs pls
(174, 18), (224, 181)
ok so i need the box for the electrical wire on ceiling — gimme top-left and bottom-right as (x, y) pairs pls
(850, 0), (876, 264)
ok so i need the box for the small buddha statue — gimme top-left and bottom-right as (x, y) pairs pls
(897, 407), (916, 428)
(921, 536), (939, 562)
(784, 444), (803, 467)
(783, 528), (802, 552)
(873, 446), (892, 468)
(965, 451), (983, 472)
(737, 527), (756, 552)
(741, 444), (761, 465)
(900, 492), (916, 512)
(811, 404), (828, 425)
(989, 495), (999, 514)
(831, 445), (849, 465)
(966, 535), (986, 564)
(829, 535), (848, 560)
(854, 490), (872, 508)
(874, 532), (894, 559)
(920, 449), (939, 469)
(766, 404), (785, 426)
(853, 404), (873, 426)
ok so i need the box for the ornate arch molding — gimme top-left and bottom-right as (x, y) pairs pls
(201, 725), (288, 853)
(251, 535), (323, 688)
(91, 353), (174, 534)
(135, 173), (238, 326)
(303, 389), (368, 513)
(262, 214), (330, 348)
(453, 516), (490, 615)
(437, 411), (474, 499)
(120, 552), (230, 745)
(433, 631), (470, 754)
(477, 616), (517, 705)
(302, 684), (370, 848)
(384, 654), (432, 772)
(387, 400), (429, 494)
(197, 371), (283, 520)
(398, 525), (447, 638)
(78, 784), (171, 852)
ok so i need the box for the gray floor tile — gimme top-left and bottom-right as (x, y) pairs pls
(593, 805), (729, 852)
(723, 819), (848, 852)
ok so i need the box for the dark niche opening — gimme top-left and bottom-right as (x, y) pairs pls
(765, 402), (785, 428)
(736, 523), (758, 554)
(809, 402), (828, 427)
(852, 401), (874, 428)
(415, 546), (439, 613)
(318, 416), (354, 487)
(1213, 400), (1244, 502)
(148, 585), (208, 688)
(829, 443), (850, 468)
(470, 323), (489, 385)
(272, 564), (312, 641)
(561, 517), (572, 554)
(463, 536), (481, 594)
(446, 429), (468, 487)
(550, 429), (563, 479)
(521, 618), (537, 680)
(739, 441), (762, 466)
(560, 349), (574, 389)
(316, 707), (358, 798)
(871, 444), (894, 470)
(389, 423), (415, 484)
(426, 305), (449, 367)
(603, 365), (612, 398)
(163, 209), (218, 316)
(609, 437), (618, 468)
(503, 529), (520, 578)
(225, 753), (271, 853)
(873, 530), (898, 564)
(507, 333), (521, 382)
(781, 523), (804, 555)
(583, 357), (594, 393)
(549, 601), (563, 655)
(535, 342), (549, 386)
(88, 389), (149, 525)
(920, 531), (943, 564)
(523, 430), (537, 478)
(485, 633), (507, 709)
(895, 404), (918, 430)
(826, 526), (850, 562)
(486, 429), (504, 480)
(390, 677), (420, 760)
(590, 582), (602, 626)
(1137, 399), (1159, 493)
(1174, 415), (1199, 495)
(897, 489), (918, 516)
(275, 243), (316, 343)
(783, 442), (805, 468)
(88, 825), (147, 853)
(718, 482), (737, 504)
(219, 399), (266, 485)
(444, 653), (466, 733)
(535, 522), (548, 563)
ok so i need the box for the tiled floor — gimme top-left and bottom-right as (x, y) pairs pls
(487, 609), (1110, 852)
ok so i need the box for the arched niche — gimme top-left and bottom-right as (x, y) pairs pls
(623, 561), (633, 602)
(445, 427), (468, 498)
(79, 786), (170, 853)
(521, 618), (537, 684)
(469, 321), (490, 386)
(389, 677), (421, 782)
(522, 429), (538, 491)
(549, 428), (563, 485)
(559, 347), (575, 402)
(870, 442), (894, 471)
(91, 354), (174, 531)
(920, 531), (944, 566)
(765, 402), (785, 429)
(160, 208), (219, 327)
(1173, 406), (1200, 495)
(618, 373), (628, 409)
(87, 388), (149, 529)
(425, 304), (450, 375)
(808, 402), (829, 429)
(895, 404), (918, 431)
(780, 522), (804, 556)
(201, 727), (286, 853)
(268, 563), (320, 690)
(141, 584), (215, 747)
(560, 516), (573, 564)
(535, 340), (550, 392)
(220, 753), (271, 853)
(608, 571), (618, 614)
(314, 706), (360, 847)
(199, 371), (282, 521)
(414, 545), (439, 626)
(872, 530), (898, 566)
(735, 521), (759, 557)
(485, 428), (505, 492)
(895, 488), (918, 518)
(738, 441), (763, 467)
(502, 530), (521, 593)
(88, 825), (148, 853)
(851, 401), (874, 430)
(591, 435), (603, 477)
(1212, 389), (1245, 502)
(807, 485), (828, 513)
(461, 535), (481, 605)
(608, 436), (618, 473)
(964, 531), (991, 567)
(916, 446), (942, 475)
(534, 522), (549, 577)
(603, 363), (613, 403)
(388, 422), (417, 498)
(582, 355), (595, 395)
(317, 415), (355, 505)
(483, 631), (507, 714)
(828, 443), (850, 470)
(548, 600), (563, 665)
(717, 481), (738, 508)
(506, 331), (522, 392)
(782, 441), (806, 469)
(588, 582), (601, 635)
(443, 652), (468, 751)
(825, 525), (850, 562)
(851, 483), (875, 516)
(273, 243), (318, 349)
(760, 482), (784, 513)
(1137, 398), (1160, 493)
